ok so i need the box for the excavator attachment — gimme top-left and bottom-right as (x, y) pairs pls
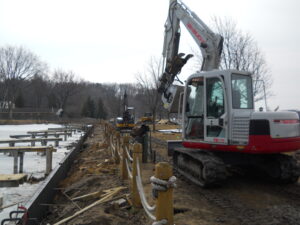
(161, 84), (184, 113)
(158, 53), (193, 113)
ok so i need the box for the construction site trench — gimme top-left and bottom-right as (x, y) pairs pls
(41, 123), (300, 225)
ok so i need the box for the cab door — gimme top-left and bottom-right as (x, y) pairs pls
(204, 76), (228, 144)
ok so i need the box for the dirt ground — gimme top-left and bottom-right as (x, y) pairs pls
(42, 125), (150, 225)
(42, 123), (300, 225)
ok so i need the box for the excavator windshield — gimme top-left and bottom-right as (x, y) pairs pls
(185, 77), (204, 139)
(231, 74), (253, 109)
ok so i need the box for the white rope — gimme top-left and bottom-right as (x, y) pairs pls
(152, 219), (168, 225)
(125, 146), (133, 162)
(150, 176), (177, 192)
(125, 158), (133, 179)
(136, 160), (156, 221)
(150, 176), (176, 192)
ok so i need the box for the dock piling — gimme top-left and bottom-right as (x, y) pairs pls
(19, 152), (24, 173)
(13, 151), (18, 174)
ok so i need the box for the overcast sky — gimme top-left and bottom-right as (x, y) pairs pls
(0, 0), (299, 110)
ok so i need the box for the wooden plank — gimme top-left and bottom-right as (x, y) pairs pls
(0, 173), (27, 181)
(48, 128), (76, 131)
(10, 133), (70, 138)
(53, 187), (126, 225)
(0, 174), (27, 187)
(27, 130), (72, 135)
(0, 138), (62, 143)
(10, 134), (31, 139)
(0, 146), (57, 153)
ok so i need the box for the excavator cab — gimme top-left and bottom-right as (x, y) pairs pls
(183, 69), (254, 145)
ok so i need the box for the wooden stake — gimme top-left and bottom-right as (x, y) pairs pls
(155, 162), (174, 225)
(45, 147), (53, 175)
(19, 152), (24, 173)
(13, 151), (18, 174)
(121, 136), (129, 180)
(114, 132), (120, 164)
(132, 143), (142, 208)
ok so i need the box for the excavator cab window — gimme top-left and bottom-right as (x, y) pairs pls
(206, 77), (225, 138)
(185, 77), (204, 140)
(206, 78), (224, 118)
(231, 74), (253, 109)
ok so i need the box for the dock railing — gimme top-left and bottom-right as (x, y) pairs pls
(104, 122), (176, 225)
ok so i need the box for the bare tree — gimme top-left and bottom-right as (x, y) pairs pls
(136, 57), (162, 131)
(0, 45), (47, 117)
(30, 73), (50, 108)
(50, 69), (83, 112)
(193, 17), (272, 102)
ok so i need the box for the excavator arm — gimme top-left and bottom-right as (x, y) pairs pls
(158, 0), (223, 111)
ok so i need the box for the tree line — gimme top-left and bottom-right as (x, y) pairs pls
(0, 46), (165, 120)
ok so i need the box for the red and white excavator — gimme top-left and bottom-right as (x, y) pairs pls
(158, 0), (300, 187)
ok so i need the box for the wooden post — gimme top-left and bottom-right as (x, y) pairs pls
(8, 142), (15, 156)
(45, 148), (53, 175)
(41, 139), (47, 146)
(142, 133), (149, 163)
(13, 151), (18, 174)
(109, 132), (112, 156)
(0, 194), (3, 208)
(132, 143), (142, 208)
(155, 162), (174, 225)
(64, 132), (67, 141)
(31, 134), (36, 146)
(114, 132), (120, 164)
(9, 142), (15, 147)
(67, 130), (72, 137)
(55, 134), (59, 147)
(121, 136), (129, 180)
(19, 152), (24, 173)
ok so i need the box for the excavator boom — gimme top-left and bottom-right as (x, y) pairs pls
(159, 0), (223, 111)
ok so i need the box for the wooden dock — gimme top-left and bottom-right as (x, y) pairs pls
(26, 130), (72, 141)
(0, 146), (57, 175)
(48, 127), (77, 132)
(0, 137), (63, 147)
(0, 173), (27, 187)
(10, 132), (71, 141)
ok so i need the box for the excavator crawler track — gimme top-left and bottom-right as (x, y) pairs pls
(173, 148), (227, 187)
(173, 147), (300, 187)
(258, 154), (300, 184)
